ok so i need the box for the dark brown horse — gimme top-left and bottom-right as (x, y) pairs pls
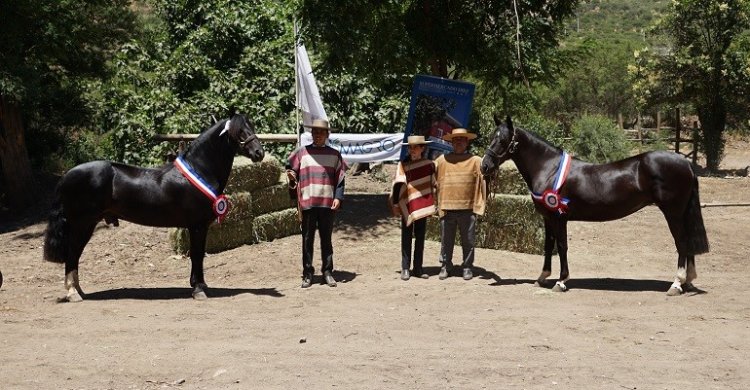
(480, 116), (709, 295)
(43, 114), (264, 302)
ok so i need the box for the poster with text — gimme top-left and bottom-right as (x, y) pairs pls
(402, 74), (475, 159)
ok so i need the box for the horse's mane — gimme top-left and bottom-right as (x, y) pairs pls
(515, 125), (564, 154)
(182, 118), (227, 156)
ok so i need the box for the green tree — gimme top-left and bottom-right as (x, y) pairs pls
(632, 0), (750, 171)
(300, 0), (581, 85)
(0, 0), (136, 208)
(98, 0), (410, 165)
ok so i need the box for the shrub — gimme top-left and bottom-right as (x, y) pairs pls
(570, 114), (630, 163)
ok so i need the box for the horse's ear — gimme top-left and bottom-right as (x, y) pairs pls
(493, 113), (503, 126)
(228, 106), (237, 119)
(505, 116), (514, 131)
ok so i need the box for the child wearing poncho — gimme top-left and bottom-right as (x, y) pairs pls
(389, 135), (437, 281)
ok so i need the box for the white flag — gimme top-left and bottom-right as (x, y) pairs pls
(296, 45), (327, 127)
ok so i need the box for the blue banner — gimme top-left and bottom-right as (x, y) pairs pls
(402, 75), (475, 159)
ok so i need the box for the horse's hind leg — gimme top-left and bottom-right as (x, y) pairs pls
(535, 221), (555, 287)
(682, 255), (698, 292)
(661, 210), (690, 296)
(667, 254), (688, 296)
(60, 221), (97, 303)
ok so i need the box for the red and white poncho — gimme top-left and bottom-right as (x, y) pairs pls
(389, 159), (436, 226)
(288, 145), (346, 210)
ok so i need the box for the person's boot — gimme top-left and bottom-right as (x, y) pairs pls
(401, 269), (410, 281)
(439, 264), (450, 280)
(412, 269), (429, 279)
(324, 271), (337, 287)
(463, 267), (473, 280)
(301, 273), (313, 288)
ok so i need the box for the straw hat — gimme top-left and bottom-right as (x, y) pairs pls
(401, 135), (432, 146)
(304, 118), (337, 131)
(442, 128), (477, 141)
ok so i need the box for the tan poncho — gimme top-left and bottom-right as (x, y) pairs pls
(434, 153), (486, 217)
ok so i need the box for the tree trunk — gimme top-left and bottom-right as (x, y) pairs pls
(0, 95), (36, 209)
(697, 100), (726, 173)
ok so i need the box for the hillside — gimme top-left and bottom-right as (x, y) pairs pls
(570, 0), (669, 43)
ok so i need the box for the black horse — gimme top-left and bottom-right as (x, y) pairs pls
(43, 114), (264, 302)
(480, 115), (709, 295)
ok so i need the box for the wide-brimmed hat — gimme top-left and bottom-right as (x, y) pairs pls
(304, 118), (337, 131)
(401, 135), (432, 146)
(443, 128), (477, 141)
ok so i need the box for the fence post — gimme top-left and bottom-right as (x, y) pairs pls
(674, 108), (681, 154)
(656, 110), (661, 131)
(692, 121), (699, 166)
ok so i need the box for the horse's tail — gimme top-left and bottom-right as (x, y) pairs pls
(43, 196), (68, 263)
(684, 175), (709, 255)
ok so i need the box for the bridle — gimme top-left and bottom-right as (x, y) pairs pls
(237, 129), (259, 148)
(222, 118), (259, 149)
(485, 124), (518, 162)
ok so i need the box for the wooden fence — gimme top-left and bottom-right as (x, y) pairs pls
(619, 109), (699, 165)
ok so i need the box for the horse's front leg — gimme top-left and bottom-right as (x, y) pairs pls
(535, 220), (555, 287)
(551, 220), (570, 292)
(188, 225), (209, 300)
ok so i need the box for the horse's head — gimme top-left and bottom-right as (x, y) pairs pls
(481, 114), (518, 176)
(224, 114), (265, 162)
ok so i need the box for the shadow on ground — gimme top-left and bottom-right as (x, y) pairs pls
(83, 286), (283, 301)
(335, 194), (396, 237)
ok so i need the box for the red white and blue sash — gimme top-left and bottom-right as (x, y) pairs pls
(531, 151), (571, 215)
(174, 156), (230, 223)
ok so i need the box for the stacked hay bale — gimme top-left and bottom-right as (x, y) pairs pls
(425, 161), (546, 254)
(170, 155), (300, 254)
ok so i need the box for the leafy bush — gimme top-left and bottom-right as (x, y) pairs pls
(570, 114), (630, 163)
(517, 113), (571, 151)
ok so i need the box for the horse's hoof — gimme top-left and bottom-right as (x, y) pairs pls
(551, 282), (568, 292)
(666, 287), (683, 296)
(192, 290), (208, 300)
(534, 281), (543, 287)
(56, 292), (83, 303)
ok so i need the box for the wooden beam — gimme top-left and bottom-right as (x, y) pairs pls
(153, 133), (299, 143)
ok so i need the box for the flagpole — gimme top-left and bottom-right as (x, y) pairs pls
(294, 19), (301, 147)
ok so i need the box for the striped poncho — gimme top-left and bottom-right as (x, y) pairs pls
(288, 145), (346, 210)
(389, 159), (436, 226)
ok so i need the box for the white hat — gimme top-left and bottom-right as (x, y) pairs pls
(401, 135), (432, 146)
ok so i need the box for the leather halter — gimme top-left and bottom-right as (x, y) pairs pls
(486, 124), (518, 160)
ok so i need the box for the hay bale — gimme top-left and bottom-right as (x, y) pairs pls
(170, 154), (297, 254)
(225, 155), (283, 193)
(251, 208), (300, 243)
(171, 207), (300, 254)
(250, 183), (295, 216)
(425, 194), (545, 255)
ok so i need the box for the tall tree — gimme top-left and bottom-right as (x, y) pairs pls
(0, 0), (135, 208)
(633, 0), (750, 171)
(300, 0), (580, 85)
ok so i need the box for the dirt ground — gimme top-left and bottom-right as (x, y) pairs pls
(1, 143), (749, 390)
